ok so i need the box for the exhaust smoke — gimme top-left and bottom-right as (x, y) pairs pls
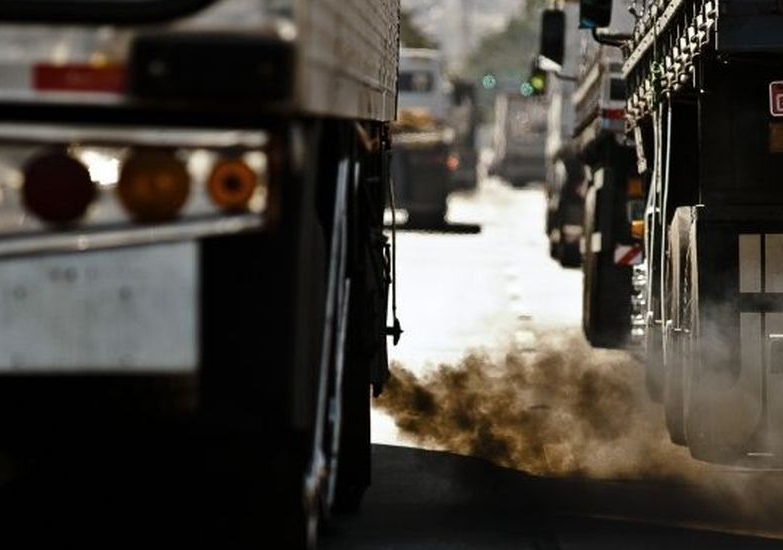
(375, 329), (703, 480)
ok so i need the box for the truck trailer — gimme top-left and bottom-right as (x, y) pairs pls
(0, 0), (400, 546)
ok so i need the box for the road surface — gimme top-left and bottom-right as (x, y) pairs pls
(324, 175), (783, 548)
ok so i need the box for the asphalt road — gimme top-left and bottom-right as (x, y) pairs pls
(321, 444), (783, 549)
(1, 176), (782, 549)
(324, 176), (783, 549)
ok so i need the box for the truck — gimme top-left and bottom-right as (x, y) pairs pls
(539, 1), (639, 310)
(488, 91), (547, 187)
(543, 0), (783, 467)
(537, 7), (587, 268)
(447, 77), (481, 192)
(0, 0), (400, 546)
(392, 47), (455, 227)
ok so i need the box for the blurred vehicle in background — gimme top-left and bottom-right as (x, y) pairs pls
(392, 47), (455, 226)
(488, 91), (547, 187)
(545, 144), (586, 267)
(538, 1), (636, 348)
(0, 0), (400, 547)
(447, 78), (480, 191)
(536, 4), (587, 268)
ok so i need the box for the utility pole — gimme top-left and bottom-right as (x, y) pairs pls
(458, 0), (473, 70)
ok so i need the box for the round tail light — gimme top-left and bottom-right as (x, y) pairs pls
(207, 158), (257, 212)
(22, 152), (96, 225)
(446, 153), (460, 172)
(117, 150), (190, 222)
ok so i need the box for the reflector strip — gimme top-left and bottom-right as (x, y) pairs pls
(739, 234), (761, 293)
(590, 231), (602, 253)
(766, 234), (783, 293)
(34, 64), (125, 93)
(614, 244), (643, 265)
(601, 108), (625, 120)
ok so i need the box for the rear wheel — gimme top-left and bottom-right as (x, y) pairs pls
(558, 229), (582, 268)
(663, 208), (691, 445)
(582, 183), (631, 349)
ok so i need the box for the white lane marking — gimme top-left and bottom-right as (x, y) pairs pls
(514, 329), (537, 351)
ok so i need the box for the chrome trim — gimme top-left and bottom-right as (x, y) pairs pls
(0, 123), (268, 149)
(0, 214), (264, 257)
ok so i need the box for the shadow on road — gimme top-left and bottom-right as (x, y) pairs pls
(321, 445), (783, 549)
(386, 221), (482, 234)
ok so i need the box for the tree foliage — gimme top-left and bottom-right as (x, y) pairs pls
(400, 9), (438, 49)
(460, 0), (545, 82)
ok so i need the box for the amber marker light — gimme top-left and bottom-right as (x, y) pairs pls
(627, 176), (644, 198)
(117, 150), (190, 222)
(631, 219), (645, 240)
(207, 158), (258, 212)
(22, 152), (97, 224)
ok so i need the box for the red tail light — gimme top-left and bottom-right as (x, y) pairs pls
(446, 153), (460, 172)
(22, 152), (96, 224)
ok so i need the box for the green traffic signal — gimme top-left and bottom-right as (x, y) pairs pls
(530, 73), (546, 93)
(481, 73), (497, 89)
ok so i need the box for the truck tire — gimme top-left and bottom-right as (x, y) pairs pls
(330, 140), (382, 514)
(663, 208), (691, 445)
(558, 237), (581, 268)
(582, 185), (631, 349)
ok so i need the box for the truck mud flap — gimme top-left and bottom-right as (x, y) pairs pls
(684, 220), (783, 463)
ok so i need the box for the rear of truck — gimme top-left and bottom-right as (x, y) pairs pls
(540, 2), (586, 267)
(490, 92), (547, 187)
(392, 48), (454, 227)
(622, 0), (783, 465)
(538, 0), (639, 330)
(0, 0), (399, 545)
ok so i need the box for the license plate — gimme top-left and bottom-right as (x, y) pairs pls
(0, 243), (198, 372)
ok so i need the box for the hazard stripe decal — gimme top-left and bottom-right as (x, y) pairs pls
(614, 244), (643, 265)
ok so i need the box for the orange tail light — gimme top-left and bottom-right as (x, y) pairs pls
(117, 150), (190, 222)
(207, 158), (258, 212)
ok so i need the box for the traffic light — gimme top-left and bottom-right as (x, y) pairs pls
(523, 58), (547, 96)
(529, 68), (547, 95)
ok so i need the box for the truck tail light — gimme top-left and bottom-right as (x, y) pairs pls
(631, 219), (645, 240)
(22, 152), (96, 224)
(627, 176), (644, 198)
(117, 150), (190, 222)
(207, 158), (258, 212)
(446, 153), (460, 172)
